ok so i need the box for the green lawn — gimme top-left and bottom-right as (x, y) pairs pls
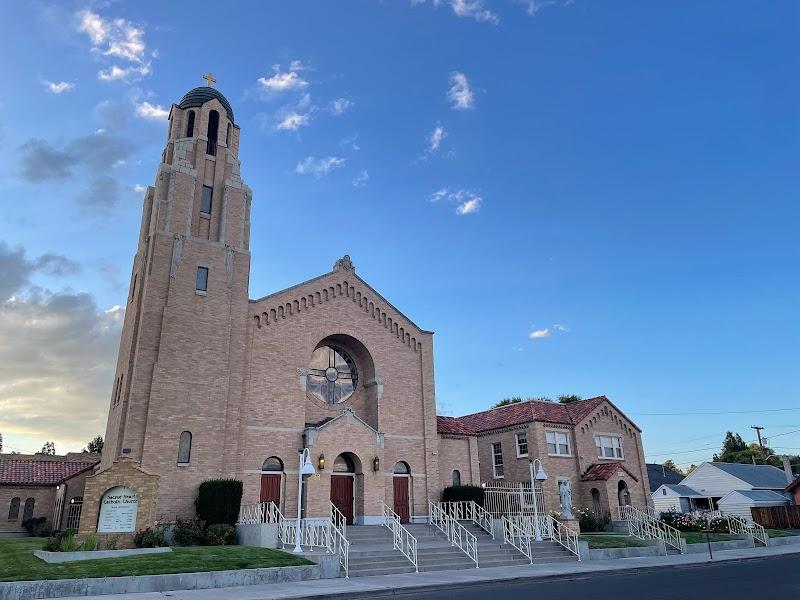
(680, 532), (739, 544)
(765, 529), (800, 538)
(579, 534), (649, 549)
(0, 538), (313, 582)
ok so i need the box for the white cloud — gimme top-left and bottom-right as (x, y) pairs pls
(450, 0), (499, 23)
(553, 323), (570, 332)
(76, 10), (153, 82)
(340, 133), (360, 151)
(353, 170), (369, 188)
(258, 70), (308, 92)
(277, 112), (311, 131)
(42, 80), (75, 94)
(295, 156), (346, 177)
(132, 184), (146, 193)
(331, 98), (354, 115)
(448, 72), (474, 110)
(134, 101), (169, 121)
(529, 328), (550, 339)
(516, 0), (573, 16)
(428, 187), (483, 215)
(427, 122), (447, 153)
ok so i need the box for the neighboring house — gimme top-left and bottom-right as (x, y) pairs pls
(0, 453), (99, 535)
(439, 396), (652, 517)
(646, 463), (684, 493)
(717, 490), (790, 520)
(785, 477), (800, 505)
(651, 462), (793, 516)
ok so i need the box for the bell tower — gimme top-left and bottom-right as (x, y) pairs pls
(99, 76), (252, 519)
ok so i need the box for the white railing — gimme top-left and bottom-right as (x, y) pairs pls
(237, 501), (281, 524)
(618, 505), (683, 554)
(280, 517), (332, 550)
(437, 501), (495, 538)
(329, 502), (350, 578)
(502, 516), (533, 563)
(507, 514), (580, 560)
(330, 501), (347, 538)
(428, 501), (479, 568)
(483, 482), (545, 517)
(727, 514), (768, 547)
(382, 503), (418, 572)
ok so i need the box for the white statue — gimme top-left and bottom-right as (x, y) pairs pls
(559, 480), (574, 520)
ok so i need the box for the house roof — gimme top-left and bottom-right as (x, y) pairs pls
(0, 454), (99, 486)
(785, 478), (800, 494)
(581, 461), (639, 482)
(436, 416), (475, 436)
(719, 489), (790, 504)
(437, 396), (608, 435)
(657, 484), (704, 497)
(647, 463), (684, 492)
(708, 462), (790, 489)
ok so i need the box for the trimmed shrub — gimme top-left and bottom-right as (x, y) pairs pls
(196, 479), (243, 526)
(33, 521), (53, 538)
(205, 523), (236, 546)
(42, 529), (78, 552)
(173, 518), (205, 546)
(577, 508), (611, 532)
(22, 517), (47, 535)
(133, 526), (168, 548)
(707, 517), (729, 533)
(441, 485), (485, 505)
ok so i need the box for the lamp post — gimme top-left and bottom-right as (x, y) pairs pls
(528, 458), (548, 542)
(293, 448), (317, 554)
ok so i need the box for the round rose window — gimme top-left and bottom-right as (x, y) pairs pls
(307, 345), (358, 404)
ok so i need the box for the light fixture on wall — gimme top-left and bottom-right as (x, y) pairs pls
(318, 453), (325, 470)
(372, 456), (380, 472)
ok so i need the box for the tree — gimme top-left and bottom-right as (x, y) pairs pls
(493, 397), (523, 408)
(39, 441), (56, 455)
(662, 460), (684, 475)
(84, 435), (104, 454)
(557, 394), (582, 404)
(0, 432), (3, 453)
(710, 431), (792, 467)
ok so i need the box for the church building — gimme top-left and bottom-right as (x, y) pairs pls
(75, 80), (650, 540)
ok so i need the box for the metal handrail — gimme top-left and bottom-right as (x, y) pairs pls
(727, 514), (768, 547)
(329, 501), (347, 538)
(237, 501), (281, 524)
(502, 516), (533, 563)
(428, 501), (478, 568)
(618, 505), (683, 554)
(382, 503), (418, 572)
(329, 501), (350, 578)
(437, 501), (495, 539)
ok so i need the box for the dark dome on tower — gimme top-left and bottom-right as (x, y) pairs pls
(178, 87), (234, 123)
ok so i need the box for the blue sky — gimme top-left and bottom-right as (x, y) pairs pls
(0, 1), (798, 469)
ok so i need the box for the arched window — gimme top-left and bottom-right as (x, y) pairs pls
(333, 454), (356, 473)
(7, 497), (20, 521)
(393, 461), (410, 475)
(206, 110), (219, 156)
(262, 456), (284, 472)
(226, 122), (232, 147)
(185, 111), (195, 137)
(22, 498), (35, 522)
(591, 488), (602, 516)
(177, 431), (192, 464)
(452, 470), (461, 486)
(307, 345), (358, 405)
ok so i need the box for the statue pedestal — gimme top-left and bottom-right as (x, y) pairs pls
(558, 518), (580, 534)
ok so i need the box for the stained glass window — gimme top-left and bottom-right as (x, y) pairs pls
(307, 345), (358, 404)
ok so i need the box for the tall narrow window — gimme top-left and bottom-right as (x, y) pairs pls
(206, 110), (219, 156)
(130, 273), (137, 303)
(22, 498), (35, 521)
(116, 374), (124, 406)
(177, 431), (192, 464)
(452, 470), (461, 486)
(226, 123), (232, 147)
(185, 111), (195, 137)
(7, 498), (20, 521)
(196, 267), (209, 292)
(492, 442), (504, 478)
(515, 432), (529, 457)
(200, 185), (213, 214)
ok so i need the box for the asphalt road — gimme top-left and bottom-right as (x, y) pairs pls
(401, 555), (800, 600)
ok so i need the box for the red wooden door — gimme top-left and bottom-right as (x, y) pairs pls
(260, 474), (281, 505)
(393, 477), (410, 523)
(330, 476), (354, 525)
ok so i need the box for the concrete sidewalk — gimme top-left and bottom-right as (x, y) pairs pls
(64, 544), (800, 600)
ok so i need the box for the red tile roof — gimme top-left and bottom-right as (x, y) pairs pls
(581, 461), (639, 482)
(0, 455), (99, 486)
(437, 396), (607, 435)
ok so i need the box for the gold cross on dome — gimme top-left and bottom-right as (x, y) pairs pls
(202, 72), (217, 87)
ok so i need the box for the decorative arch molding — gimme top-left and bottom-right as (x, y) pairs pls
(251, 278), (423, 352)
(579, 404), (637, 440)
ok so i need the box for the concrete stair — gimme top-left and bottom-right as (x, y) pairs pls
(344, 520), (576, 577)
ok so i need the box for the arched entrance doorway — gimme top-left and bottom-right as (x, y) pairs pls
(618, 480), (631, 507)
(591, 488), (602, 516)
(331, 453), (358, 525)
(261, 456), (284, 510)
(393, 461), (411, 523)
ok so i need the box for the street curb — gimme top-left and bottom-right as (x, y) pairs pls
(287, 551), (800, 600)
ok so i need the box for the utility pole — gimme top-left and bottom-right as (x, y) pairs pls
(752, 425), (765, 449)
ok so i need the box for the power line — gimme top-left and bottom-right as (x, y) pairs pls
(631, 407), (800, 416)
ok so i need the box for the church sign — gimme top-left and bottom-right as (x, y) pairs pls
(97, 486), (138, 533)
